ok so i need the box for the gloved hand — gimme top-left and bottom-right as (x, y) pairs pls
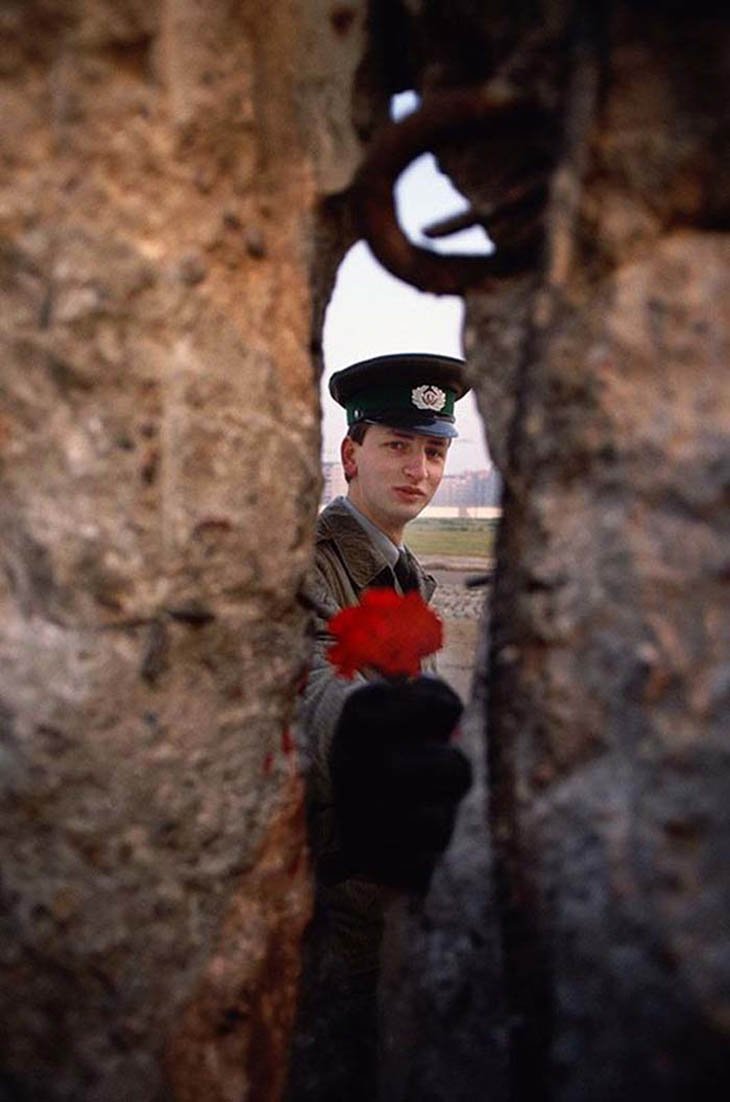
(329, 676), (472, 893)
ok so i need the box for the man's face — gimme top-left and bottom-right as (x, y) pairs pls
(343, 423), (449, 538)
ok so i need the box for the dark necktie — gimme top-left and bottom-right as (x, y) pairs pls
(394, 550), (420, 593)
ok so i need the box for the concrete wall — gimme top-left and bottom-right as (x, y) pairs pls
(0, 1), (367, 1098)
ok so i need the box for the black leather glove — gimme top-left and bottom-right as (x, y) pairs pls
(329, 676), (472, 893)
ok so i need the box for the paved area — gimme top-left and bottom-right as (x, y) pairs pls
(427, 563), (491, 702)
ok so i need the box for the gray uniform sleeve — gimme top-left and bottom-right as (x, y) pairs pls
(299, 555), (366, 809)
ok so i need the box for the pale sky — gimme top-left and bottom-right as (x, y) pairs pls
(320, 93), (493, 475)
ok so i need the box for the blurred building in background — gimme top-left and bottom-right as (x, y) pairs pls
(430, 467), (501, 508)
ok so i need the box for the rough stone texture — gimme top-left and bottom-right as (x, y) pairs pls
(486, 237), (730, 1100)
(0, 1), (366, 1099)
(165, 772), (310, 1102)
(475, 6), (729, 1101)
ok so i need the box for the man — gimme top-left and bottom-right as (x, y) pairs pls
(288, 354), (472, 1100)
(304, 351), (473, 890)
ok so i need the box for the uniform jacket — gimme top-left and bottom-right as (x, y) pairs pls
(299, 497), (436, 977)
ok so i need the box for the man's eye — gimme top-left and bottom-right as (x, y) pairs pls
(427, 449), (446, 461)
(387, 441), (406, 450)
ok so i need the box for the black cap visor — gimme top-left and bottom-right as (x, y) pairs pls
(358, 410), (458, 439)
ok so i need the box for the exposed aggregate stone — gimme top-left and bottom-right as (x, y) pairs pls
(431, 582), (487, 623)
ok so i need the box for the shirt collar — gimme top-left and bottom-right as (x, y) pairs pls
(339, 496), (400, 568)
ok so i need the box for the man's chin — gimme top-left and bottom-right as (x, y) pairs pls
(391, 497), (429, 521)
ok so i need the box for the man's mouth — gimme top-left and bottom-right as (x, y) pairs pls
(393, 486), (425, 500)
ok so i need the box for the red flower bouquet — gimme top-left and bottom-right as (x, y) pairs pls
(326, 587), (443, 679)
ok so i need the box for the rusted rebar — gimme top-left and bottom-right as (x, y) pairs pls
(353, 85), (549, 294)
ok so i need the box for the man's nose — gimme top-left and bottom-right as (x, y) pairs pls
(403, 448), (428, 479)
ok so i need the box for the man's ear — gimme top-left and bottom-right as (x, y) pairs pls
(341, 436), (357, 480)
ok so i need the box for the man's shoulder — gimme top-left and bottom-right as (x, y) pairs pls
(313, 500), (365, 580)
(315, 498), (353, 542)
(315, 499), (395, 594)
(315, 498), (375, 555)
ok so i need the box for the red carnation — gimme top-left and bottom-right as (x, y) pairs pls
(326, 587), (443, 680)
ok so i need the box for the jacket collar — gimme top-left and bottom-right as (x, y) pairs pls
(316, 498), (436, 600)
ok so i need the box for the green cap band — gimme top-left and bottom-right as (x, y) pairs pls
(346, 382), (456, 426)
